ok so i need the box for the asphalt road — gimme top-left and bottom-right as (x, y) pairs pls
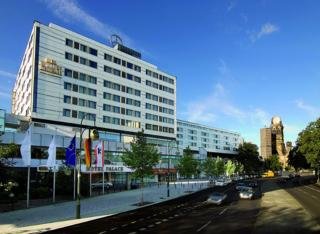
(45, 181), (263, 234)
(282, 181), (320, 225)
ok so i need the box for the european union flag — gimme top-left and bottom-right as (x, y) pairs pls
(66, 136), (76, 167)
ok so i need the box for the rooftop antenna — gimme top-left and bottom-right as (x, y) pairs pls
(110, 34), (123, 47)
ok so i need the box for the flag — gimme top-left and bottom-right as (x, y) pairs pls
(84, 138), (91, 168)
(94, 140), (104, 167)
(66, 136), (76, 167)
(20, 126), (31, 166)
(47, 135), (56, 168)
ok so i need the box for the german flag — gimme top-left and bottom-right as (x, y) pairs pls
(84, 138), (92, 168)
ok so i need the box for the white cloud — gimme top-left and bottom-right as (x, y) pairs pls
(0, 70), (16, 79)
(250, 22), (279, 42)
(295, 99), (320, 117)
(42, 0), (133, 45)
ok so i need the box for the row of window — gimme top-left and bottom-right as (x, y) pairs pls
(103, 92), (141, 107)
(145, 113), (174, 124)
(65, 52), (97, 69)
(103, 104), (141, 118)
(145, 103), (174, 115)
(177, 128), (237, 141)
(103, 116), (141, 129)
(146, 69), (174, 85)
(104, 53), (141, 72)
(64, 95), (96, 109)
(64, 82), (97, 96)
(66, 38), (98, 56)
(146, 80), (174, 94)
(63, 109), (96, 121)
(145, 124), (174, 133)
(104, 65), (141, 83)
(146, 93), (174, 106)
(64, 68), (97, 84)
(103, 80), (141, 97)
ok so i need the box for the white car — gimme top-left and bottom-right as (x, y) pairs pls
(239, 187), (254, 199)
(215, 179), (226, 186)
(207, 192), (227, 205)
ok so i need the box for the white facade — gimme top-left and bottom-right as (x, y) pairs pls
(12, 21), (176, 141)
(177, 119), (243, 156)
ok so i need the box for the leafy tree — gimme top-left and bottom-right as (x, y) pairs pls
(216, 156), (225, 176)
(296, 118), (320, 181)
(235, 163), (244, 175)
(177, 146), (198, 182)
(121, 130), (160, 203)
(225, 160), (236, 177)
(264, 155), (282, 171)
(202, 157), (217, 178)
(237, 142), (262, 173)
(288, 145), (310, 171)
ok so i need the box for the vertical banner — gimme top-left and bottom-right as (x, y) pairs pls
(94, 140), (104, 168)
(84, 138), (92, 168)
(66, 136), (76, 167)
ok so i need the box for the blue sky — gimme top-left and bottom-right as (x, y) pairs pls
(1, 0), (320, 147)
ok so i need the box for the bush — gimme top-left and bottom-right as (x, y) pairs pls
(31, 187), (50, 199)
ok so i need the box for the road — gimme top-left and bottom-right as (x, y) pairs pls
(280, 179), (320, 225)
(45, 181), (262, 234)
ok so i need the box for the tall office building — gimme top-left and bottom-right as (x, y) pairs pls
(260, 127), (272, 160)
(12, 21), (176, 143)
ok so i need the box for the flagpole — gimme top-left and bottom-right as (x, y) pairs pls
(53, 168), (56, 203)
(90, 167), (92, 197)
(73, 167), (76, 200)
(102, 168), (105, 194)
(27, 165), (30, 208)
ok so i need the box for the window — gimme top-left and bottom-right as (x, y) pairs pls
(73, 71), (79, 79)
(65, 52), (72, 61)
(72, 110), (78, 118)
(79, 86), (86, 94)
(79, 73), (86, 81)
(146, 70), (152, 76)
(72, 84), (78, 92)
(72, 97), (78, 105)
(113, 57), (121, 65)
(88, 76), (97, 84)
(79, 99), (85, 106)
(104, 66), (112, 73)
(134, 111), (140, 118)
(80, 57), (86, 65)
(134, 76), (141, 83)
(63, 109), (70, 117)
(89, 60), (97, 68)
(73, 55), (79, 63)
(104, 53), (112, 61)
(66, 38), (73, 47)
(80, 44), (87, 52)
(64, 82), (72, 90)
(64, 95), (71, 104)
(103, 92), (111, 100)
(64, 69), (72, 77)
(113, 69), (121, 76)
(74, 42), (79, 49)
(88, 88), (96, 96)
(122, 60), (126, 66)
(135, 90), (140, 96)
(103, 116), (111, 123)
(89, 48), (97, 56)
(88, 101), (96, 109)
(127, 74), (133, 80)
(127, 62), (133, 69)
(113, 95), (120, 102)
(134, 65), (141, 72)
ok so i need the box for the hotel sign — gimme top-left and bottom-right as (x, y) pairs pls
(39, 58), (62, 77)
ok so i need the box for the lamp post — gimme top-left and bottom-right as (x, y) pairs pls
(167, 140), (177, 198)
(76, 114), (99, 219)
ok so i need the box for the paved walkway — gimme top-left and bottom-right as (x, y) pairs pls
(0, 181), (208, 234)
(253, 179), (320, 234)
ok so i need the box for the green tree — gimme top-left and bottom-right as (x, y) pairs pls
(216, 156), (225, 176)
(288, 145), (310, 171)
(237, 142), (262, 173)
(202, 157), (216, 178)
(177, 146), (198, 182)
(296, 118), (320, 181)
(225, 160), (236, 177)
(121, 130), (160, 203)
(235, 163), (244, 175)
(264, 155), (282, 171)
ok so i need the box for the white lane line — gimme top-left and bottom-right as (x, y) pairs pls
(219, 208), (228, 215)
(305, 185), (320, 193)
(197, 220), (212, 232)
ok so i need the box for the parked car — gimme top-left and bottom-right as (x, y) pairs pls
(239, 187), (254, 199)
(207, 192), (227, 205)
(248, 181), (258, 188)
(215, 179), (226, 186)
(236, 182), (247, 190)
(91, 180), (113, 190)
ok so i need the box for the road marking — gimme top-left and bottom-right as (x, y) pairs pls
(305, 185), (320, 193)
(197, 220), (212, 232)
(98, 231), (106, 234)
(219, 208), (228, 215)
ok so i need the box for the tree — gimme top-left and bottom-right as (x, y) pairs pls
(216, 156), (225, 176)
(264, 155), (282, 171)
(237, 142), (262, 174)
(235, 163), (244, 175)
(0, 143), (19, 180)
(202, 157), (216, 178)
(296, 118), (320, 181)
(177, 146), (198, 182)
(288, 145), (310, 171)
(121, 130), (160, 204)
(225, 160), (236, 177)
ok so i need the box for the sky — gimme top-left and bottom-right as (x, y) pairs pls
(0, 0), (320, 147)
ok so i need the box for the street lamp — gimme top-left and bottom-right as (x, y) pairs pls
(167, 140), (177, 198)
(76, 114), (99, 219)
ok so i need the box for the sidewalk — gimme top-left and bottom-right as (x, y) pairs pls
(0, 181), (208, 234)
(253, 179), (320, 233)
